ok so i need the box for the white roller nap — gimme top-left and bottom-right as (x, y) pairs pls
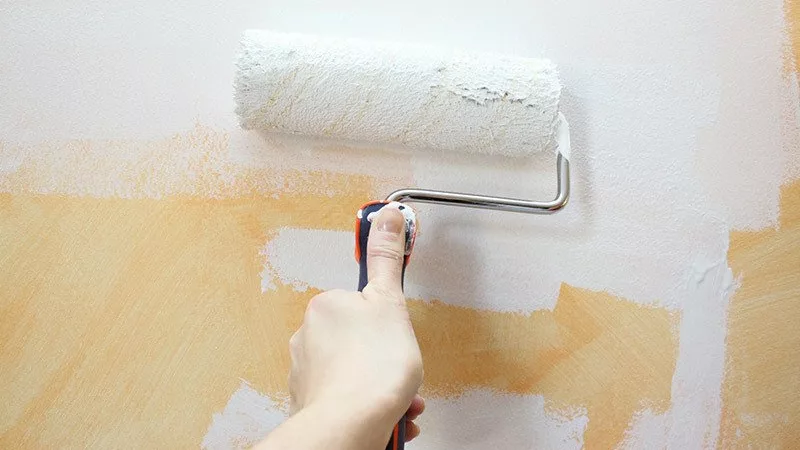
(235, 30), (562, 157)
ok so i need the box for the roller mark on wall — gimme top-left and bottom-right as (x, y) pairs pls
(0, 124), (693, 449)
(262, 227), (680, 449)
(413, 285), (678, 449)
(0, 125), (411, 199)
(0, 169), (372, 447)
(0, 190), (678, 449)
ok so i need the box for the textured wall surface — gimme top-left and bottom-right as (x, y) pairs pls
(0, 1), (798, 448)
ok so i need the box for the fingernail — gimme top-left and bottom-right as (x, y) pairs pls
(377, 207), (404, 234)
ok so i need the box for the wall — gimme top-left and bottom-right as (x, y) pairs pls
(1, 0), (798, 448)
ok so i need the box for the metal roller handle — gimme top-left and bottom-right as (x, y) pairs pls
(386, 152), (570, 214)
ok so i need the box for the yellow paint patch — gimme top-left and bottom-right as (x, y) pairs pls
(412, 286), (678, 449)
(721, 179), (800, 448)
(0, 172), (372, 447)
(788, 0), (800, 73)
(0, 190), (679, 448)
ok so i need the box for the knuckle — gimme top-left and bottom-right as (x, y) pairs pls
(363, 282), (393, 299)
(367, 243), (404, 262)
(306, 292), (329, 311)
(408, 360), (424, 386)
(305, 290), (348, 315)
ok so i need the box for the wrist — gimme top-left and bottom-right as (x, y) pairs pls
(303, 399), (397, 450)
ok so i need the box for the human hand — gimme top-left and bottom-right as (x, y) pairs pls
(288, 206), (425, 446)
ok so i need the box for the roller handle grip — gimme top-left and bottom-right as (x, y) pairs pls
(355, 202), (411, 450)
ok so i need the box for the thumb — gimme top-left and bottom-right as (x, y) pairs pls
(366, 206), (407, 296)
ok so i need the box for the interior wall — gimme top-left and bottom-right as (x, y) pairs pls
(1, 0), (798, 448)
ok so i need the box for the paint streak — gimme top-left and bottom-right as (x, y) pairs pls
(1, 124), (678, 449)
(720, 179), (800, 448)
(1, 125), (241, 198)
(0, 191), (678, 448)
(0, 124), (407, 199)
(0, 173), (372, 447)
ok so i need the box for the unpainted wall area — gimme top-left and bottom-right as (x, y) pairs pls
(0, 0), (798, 449)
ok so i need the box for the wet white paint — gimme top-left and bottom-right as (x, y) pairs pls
(261, 227), (565, 312)
(261, 228), (355, 293)
(201, 381), (288, 450)
(620, 250), (736, 449)
(782, 72), (800, 184)
(663, 257), (735, 449)
(414, 390), (587, 450)
(202, 383), (587, 450)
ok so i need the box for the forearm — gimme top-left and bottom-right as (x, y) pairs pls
(253, 403), (392, 450)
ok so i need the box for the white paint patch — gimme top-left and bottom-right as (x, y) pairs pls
(202, 383), (586, 450)
(782, 71), (800, 184)
(235, 30), (561, 157)
(619, 409), (668, 450)
(693, 0), (790, 230)
(201, 381), (288, 450)
(620, 250), (736, 449)
(664, 256), (735, 449)
(414, 390), (587, 450)
(404, 59), (735, 312)
(262, 226), (563, 312)
(261, 228), (356, 293)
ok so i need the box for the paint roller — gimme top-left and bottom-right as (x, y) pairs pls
(234, 30), (571, 450)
